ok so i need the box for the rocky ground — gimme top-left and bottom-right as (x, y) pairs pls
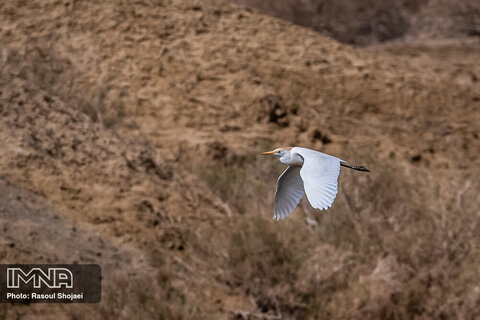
(0, 0), (479, 319)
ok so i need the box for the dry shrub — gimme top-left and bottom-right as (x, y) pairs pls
(231, 0), (480, 44)
(414, 0), (480, 37)
(101, 275), (189, 319)
(202, 148), (480, 319)
(231, 0), (419, 45)
(4, 43), (126, 128)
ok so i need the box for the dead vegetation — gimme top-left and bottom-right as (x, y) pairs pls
(0, 0), (480, 319)
(232, 0), (480, 45)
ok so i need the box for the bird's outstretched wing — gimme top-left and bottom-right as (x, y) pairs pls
(274, 166), (305, 220)
(294, 147), (342, 210)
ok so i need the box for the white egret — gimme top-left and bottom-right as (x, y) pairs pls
(262, 147), (369, 220)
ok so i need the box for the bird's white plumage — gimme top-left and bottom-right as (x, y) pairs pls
(294, 147), (342, 211)
(272, 147), (343, 219)
(274, 166), (304, 220)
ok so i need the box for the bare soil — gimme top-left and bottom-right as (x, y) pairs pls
(0, 0), (479, 319)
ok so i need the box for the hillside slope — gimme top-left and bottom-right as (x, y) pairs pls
(232, 0), (480, 45)
(1, 0), (479, 319)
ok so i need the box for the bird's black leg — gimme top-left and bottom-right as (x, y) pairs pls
(341, 163), (370, 172)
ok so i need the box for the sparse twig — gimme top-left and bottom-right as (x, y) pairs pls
(456, 179), (471, 208)
(215, 196), (233, 217)
(301, 201), (317, 233)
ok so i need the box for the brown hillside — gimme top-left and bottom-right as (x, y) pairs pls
(1, 0), (479, 319)
(232, 0), (480, 45)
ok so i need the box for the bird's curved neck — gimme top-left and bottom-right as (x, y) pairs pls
(280, 152), (304, 167)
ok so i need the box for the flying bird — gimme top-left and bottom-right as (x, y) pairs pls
(262, 147), (369, 220)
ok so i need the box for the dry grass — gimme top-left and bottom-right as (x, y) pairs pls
(1, 0), (480, 319)
(198, 150), (480, 319)
(231, 0), (480, 44)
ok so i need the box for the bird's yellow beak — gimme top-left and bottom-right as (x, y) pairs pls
(261, 150), (278, 155)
